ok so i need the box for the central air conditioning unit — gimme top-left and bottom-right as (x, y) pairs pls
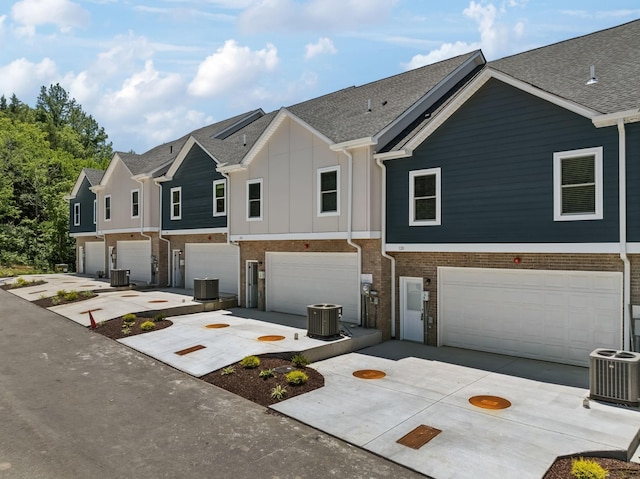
(110, 269), (130, 287)
(589, 348), (640, 406)
(193, 278), (219, 301)
(307, 304), (342, 339)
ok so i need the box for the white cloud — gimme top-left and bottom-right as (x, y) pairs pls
(0, 57), (58, 97)
(239, 0), (397, 32)
(404, 41), (481, 70)
(305, 37), (337, 60)
(134, 108), (215, 149)
(188, 40), (279, 98)
(11, 0), (90, 36)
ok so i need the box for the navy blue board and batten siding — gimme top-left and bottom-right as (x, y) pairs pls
(386, 79), (620, 244)
(69, 176), (96, 234)
(626, 121), (640, 243)
(161, 144), (227, 230)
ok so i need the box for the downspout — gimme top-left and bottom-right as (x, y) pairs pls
(342, 148), (363, 324)
(375, 157), (396, 338)
(134, 177), (153, 284)
(220, 170), (241, 302)
(153, 179), (171, 287)
(617, 119), (632, 350)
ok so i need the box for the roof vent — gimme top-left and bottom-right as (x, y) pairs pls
(170, 145), (173, 154)
(586, 65), (598, 85)
(243, 134), (246, 146)
(367, 99), (371, 112)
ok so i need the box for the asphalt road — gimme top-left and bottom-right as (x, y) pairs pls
(0, 289), (424, 479)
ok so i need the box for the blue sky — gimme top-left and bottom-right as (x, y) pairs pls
(1, 0), (639, 153)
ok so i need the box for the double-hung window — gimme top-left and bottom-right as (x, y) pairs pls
(213, 179), (226, 217)
(104, 195), (111, 221)
(409, 168), (441, 226)
(170, 187), (182, 220)
(131, 189), (140, 218)
(553, 147), (603, 221)
(73, 203), (81, 226)
(247, 179), (262, 221)
(317, 166), (339, 216)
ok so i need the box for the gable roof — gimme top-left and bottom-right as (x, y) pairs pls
(68, 167), (104, 198)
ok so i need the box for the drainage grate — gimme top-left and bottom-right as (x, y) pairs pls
(257, 335), (285, 341)
(396, 425), (442, 449)
(175, 345), (206, 356)
(28, 290), (48, 295)
(353, 369), (386, 379)
(468, 395), (511, 410)
(206, 323), (230, 329)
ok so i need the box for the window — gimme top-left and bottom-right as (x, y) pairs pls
(131, 189), (140, 218)
(247, 179), (262, 221)
(104, 195), (111, 221)
(553, 147), (603, 221)
(170, 187), (181, 220)
(213, 179), (226, 216)
(317, 166), (340, 216)
(409, 168), (441, 226)
(73, 203), (81, 226)
(93, 199), (97, 225)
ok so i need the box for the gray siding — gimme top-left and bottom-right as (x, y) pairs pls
(161, 144), (227, 230)
(386, 79), (619, 244)
(626, 121), (640, 242)
(69, 177), (96, 234)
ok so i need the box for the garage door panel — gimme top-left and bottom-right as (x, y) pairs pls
(117, 241), (151, 283)
(85, 242), (105, 275)
(439, 267), (622, 366)
(184, 244), (238, 294)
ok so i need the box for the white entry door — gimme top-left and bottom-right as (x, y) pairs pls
(400, 277), (424, 342)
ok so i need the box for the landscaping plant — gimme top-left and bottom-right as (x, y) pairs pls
(285, 370), (308, 386)
(571, 457), (608, 479)
(270, 384), (287, 400)
(239, 355), (260, 369)
(291, 354), (310, 368)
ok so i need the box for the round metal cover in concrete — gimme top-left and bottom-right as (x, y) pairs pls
(469, 395), (511, 410)
(353, 370), (386, 379)
(206, 323), (230, 329)
(257, 335), (285, 341)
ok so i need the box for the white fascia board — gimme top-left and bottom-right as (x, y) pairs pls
(63, 194), (75, 201)
(132, 173), (151, 181)
(592, 109), (640, 128)
(330, 137), (376, 151)
(217, 164), (247, 174)
(161, 227), (228, 236)
(402, 69), (600, 154)
(90, 185), (105, 192)
(99, 153), (131, 187)
(69, 232), (99, 238)
(386, 242), (620, 254)
(69, 170), (89, 198)
(373, 149), (413, 161)
(97, 227), (160, 235)
(164, 136), (198, 178)
(230, 231), (381, 242)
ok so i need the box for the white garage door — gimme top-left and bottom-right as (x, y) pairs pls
(117, 241), (151, 284)
(84, 241), (105, 276)
(185, 243), (239, 294)
(266, 252), (359, 322)
(438, 267), (623, 366)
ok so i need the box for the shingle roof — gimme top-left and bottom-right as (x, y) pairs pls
(82, 168), (104, 186)
(489, 18), (640, 114)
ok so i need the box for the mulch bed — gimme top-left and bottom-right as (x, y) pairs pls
(1, 280), (47, 290)
(91, 315), (173, 340)
(543, 456), (640, 478)
(32, 292), (98, 308)
(202, 355), (324, 407)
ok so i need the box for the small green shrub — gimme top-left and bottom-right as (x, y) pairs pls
(56, 289), (68, 298)
(291, 354), (310, 368)
(64, 290), (79, 301)
(221, 366), (236, 375)
(270, 384), (287, 400)
(121, 325), (132, 335)
(285, 370), (308, 385)
(140, 320), (155, 331)
(15, 277), (30, 287)
(153, 312), (167, 322)
(239, 355), (260, 369)
(122, 313), (137, 323)
(571, 457), (607, 479)
(259, 369), (275, 379)
(80, 290), (94, 298)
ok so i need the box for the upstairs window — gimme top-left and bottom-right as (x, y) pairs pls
(213, 179), (226, 217)
(131, 189), (140, 218)
(104, 195), (111, 221)
(73, 203), (81, 226)
(318, 166), (340, 216)
(409, 168), (441, 226)
(247, 179), (262, 221)
(170, 187), (182, 220)
(553, 147), (603, 221)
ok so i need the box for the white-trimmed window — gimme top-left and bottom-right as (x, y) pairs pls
(93, 199), (97, 225)
(553, 147), (603, 221)
(317, 166), (340, 216)
(409, 168), (441, 226)
(131, 189), (140, 218)
(170, 187), (182, 220)
(104, 195), (111, 221)
(213, 179), (226, 217)
(73, 203), (81, 226)
(247, 179), (263, 221)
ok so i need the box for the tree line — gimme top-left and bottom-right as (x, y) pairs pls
(0, 84), (112, 270)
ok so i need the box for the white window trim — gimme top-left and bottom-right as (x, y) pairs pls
(170, 187), (182, 220)
(73, 203), (81, 226)
(93, 199), (97, 225)
(553, 146), (603, 222)
(131, 188), (140, 219)
(213, 179), (226, 217)
(409, 167), (441, 226)
(246, 178), (263, 222)
(104, 195), (112, 222)
(317, 165), (340, 217)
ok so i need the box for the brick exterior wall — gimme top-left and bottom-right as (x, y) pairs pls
(391, 252), (637, 345)
(160, 232), (228, 287)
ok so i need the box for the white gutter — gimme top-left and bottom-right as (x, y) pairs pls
(134, 176), (154, 284)
(342, 148), (363, 324)
(219, 170), (241, 302)
(375, 156), (396, 337)
(617, 119), (632, 350)
(153, 178), (171, 287)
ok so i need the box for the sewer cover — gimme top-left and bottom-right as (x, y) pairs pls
(257, 335), (286, 341)
(175, 345), (206, 356)
(469, 395), (512, 410)
(206, 323), (230, 329)
(352, 369), (386, 379)
(396, 425), (442, 449)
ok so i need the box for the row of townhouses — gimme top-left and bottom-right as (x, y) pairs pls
(68, 20), (640, 367)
